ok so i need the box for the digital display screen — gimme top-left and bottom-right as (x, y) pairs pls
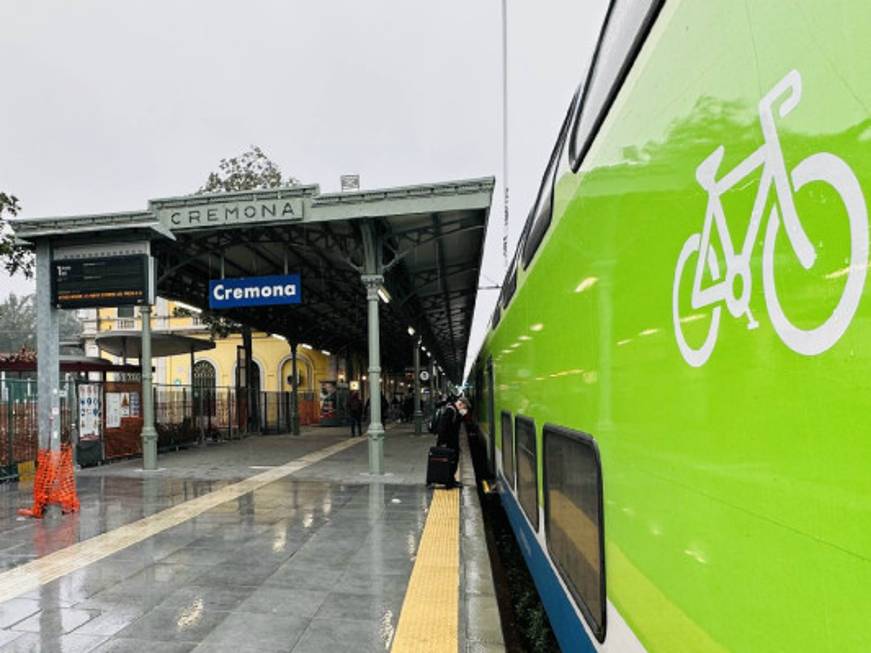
(53, 255), (151, 308)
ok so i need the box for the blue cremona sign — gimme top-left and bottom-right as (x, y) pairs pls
(209, 274), (302, 309)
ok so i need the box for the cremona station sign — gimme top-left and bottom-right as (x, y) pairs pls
(208, 274), (302, 309)
(158, 197), (304, 231)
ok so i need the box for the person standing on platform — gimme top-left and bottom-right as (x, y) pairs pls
(349, 391), (363, 438)
(435, 397), (468, 487)
(403, 394), (413, 423)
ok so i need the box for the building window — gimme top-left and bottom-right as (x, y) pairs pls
(501, 411), (515, 490)
(544, 425), (606, 642)
(117, 306), (134, 318)
(515, 416), (539, 531)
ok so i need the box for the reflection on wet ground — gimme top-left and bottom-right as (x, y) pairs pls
(0, 427), (434, 652)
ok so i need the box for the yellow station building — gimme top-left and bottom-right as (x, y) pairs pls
(79, 300), (334, 393)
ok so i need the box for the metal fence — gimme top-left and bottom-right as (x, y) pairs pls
(155, 384), (240, 444)
(0, 378), (74, 481)
(259, 391), (319, 433)
(1, 378), (324, 482)
(156, 386), (319, 438)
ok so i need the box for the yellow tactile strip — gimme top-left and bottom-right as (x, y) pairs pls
(0, 437), (364, 605)
(392, 488), (460, 653)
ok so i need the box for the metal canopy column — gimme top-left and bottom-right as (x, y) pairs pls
(35, 241), (60, 453)
(413, 341), (422, 434)
(190, 345), (201, 446)
(242, 327), (255, 434)
(361, 224), (384, 475)
(141, 304), (157, 470)
(290, 341), (300, 436)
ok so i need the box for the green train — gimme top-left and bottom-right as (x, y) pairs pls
(466, 1), (871, 651)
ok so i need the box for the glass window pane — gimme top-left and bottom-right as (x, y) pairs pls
(501, 411), (514, 489)
(515, 416), (538, 531)
(544, 425), (606, 641)
(523, 89), (580, 268)
(570, 0), (663, 169)
(501, 262), (517, 308)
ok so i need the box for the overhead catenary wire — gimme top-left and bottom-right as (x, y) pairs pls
(501, 0), (510, 271)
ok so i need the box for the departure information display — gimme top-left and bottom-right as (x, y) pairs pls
(52, 255), (153, 308)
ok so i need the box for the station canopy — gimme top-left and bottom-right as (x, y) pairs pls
(95, 331), (216, 359)
(13, 178), (494, 381)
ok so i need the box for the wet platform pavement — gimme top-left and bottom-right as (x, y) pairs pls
(0, 425), (505, 652)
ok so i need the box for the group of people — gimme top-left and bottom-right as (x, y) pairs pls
(347, 390), (413, 437)
(348, 390), (471, 488)
(346, 390), (471, 443)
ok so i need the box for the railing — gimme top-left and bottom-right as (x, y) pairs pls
(154, 384), (240, 444)
(0, 379), (74, 481)
(259, 391), (319, 433)
(0, 379), (323, 482)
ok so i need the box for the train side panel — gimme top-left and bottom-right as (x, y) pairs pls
(480, 1), (871, 651)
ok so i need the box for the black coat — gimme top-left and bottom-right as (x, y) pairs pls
(436, 404), (461, 449)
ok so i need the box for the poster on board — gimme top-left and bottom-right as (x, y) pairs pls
(79, 384), (102, 441)
(128, 391), (140, 417)
(106, 393), (122, 429)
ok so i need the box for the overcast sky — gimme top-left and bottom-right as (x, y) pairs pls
(0, 0), (608, 376)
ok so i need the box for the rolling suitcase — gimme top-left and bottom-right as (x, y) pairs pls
(426, 446), (455, 486)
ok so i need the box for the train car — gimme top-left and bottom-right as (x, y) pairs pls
(468, 1), (871, 651)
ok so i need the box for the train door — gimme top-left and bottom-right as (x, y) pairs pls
(486, 357), (496, 475)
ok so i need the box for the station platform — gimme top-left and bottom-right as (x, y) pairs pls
(0, 424), (505, 652)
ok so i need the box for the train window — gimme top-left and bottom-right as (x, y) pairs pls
(492, 305), (501, 328)
(543, 425), (606, 642)
(568, 0), (664, 172)
(501, 260), (517, 308)
(485, 358), (496, 475)
(515, 416), (539, 531)
(500, 411), (515, 490)
(522, 88), (580, 269)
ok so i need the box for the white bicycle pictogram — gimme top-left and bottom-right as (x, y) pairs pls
(673, 69), (868, 367)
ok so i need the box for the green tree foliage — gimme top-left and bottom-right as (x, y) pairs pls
(0, 294), (82, 353)
(198, 145), (298, 194)
(190, 145), (298, 338)
(171, 305), (236, 340)
(0, 192), (33, 277)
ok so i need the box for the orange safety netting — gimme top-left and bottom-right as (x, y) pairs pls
(18, 445), (80, 518)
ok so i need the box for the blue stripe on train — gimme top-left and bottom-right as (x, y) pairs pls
(499, 477), (596, 653)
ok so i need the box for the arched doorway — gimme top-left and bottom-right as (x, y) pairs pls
(250, 360), (262, 394)
(192, 360), (217, 428)
(280, 356), (314, 392)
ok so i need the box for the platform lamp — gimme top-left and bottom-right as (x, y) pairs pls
(411, 327), (423, 434)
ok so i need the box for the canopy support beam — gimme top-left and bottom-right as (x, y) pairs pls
(362, 223), (384, 475)
(413, 340), (422, 434)
(141, 304), (157, 470)
(35, 241), (60, 453)
(290, 341), (300, 436)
